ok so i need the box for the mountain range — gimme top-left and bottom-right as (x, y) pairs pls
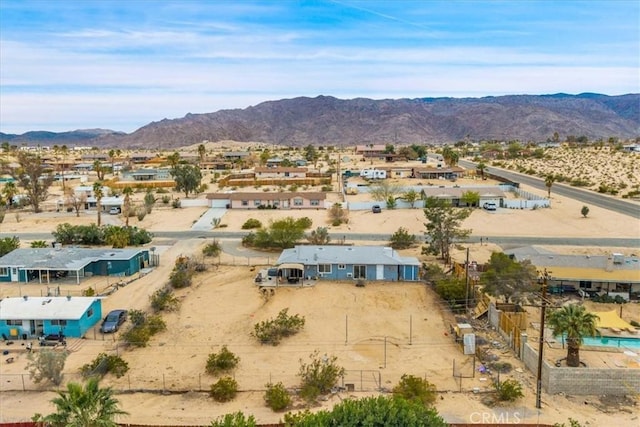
(2, 93), (638, 149)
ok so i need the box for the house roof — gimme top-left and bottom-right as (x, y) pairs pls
(0, 248), (147, 270)
(255, 167), (307, 173)
(0, 296), (100, 320)
(277, 245), (419, 266)
(505, 247), (640, 283)
(419, 186), (506, 199)
(207, 192), (326, 201)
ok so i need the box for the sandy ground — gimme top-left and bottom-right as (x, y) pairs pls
(0, 167), (639, 425)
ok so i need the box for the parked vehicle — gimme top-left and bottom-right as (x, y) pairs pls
(483, 202), (497, 211)
(360, 169), (387, 179)
(372, 205), (382, 213)
(109, 207), (121, 215)
(100, 309), (128, 333)
(38, 333), (66, 346)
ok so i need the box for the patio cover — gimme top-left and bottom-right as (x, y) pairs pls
(593, 310), (633, 330)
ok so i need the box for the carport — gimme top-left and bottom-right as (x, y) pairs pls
(276, 263), (305, 285)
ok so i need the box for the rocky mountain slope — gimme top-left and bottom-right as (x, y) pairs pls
(3, 93), (638, 148)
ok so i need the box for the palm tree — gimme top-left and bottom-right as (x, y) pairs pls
(2, 181), (17, 209)
(122, 186), (133, 227)
(39, 377), (128, 427)
(197, 144), (206, 163)
(547, 304), (599, 367)
(545, 175), (555, 198)
(476, 162), (487, 180)
(93, 182), (103, 226)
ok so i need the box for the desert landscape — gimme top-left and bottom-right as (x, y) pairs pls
(0, 145), (639, 426)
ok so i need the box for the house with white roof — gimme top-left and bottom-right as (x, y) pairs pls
(0, 296), (102, 339)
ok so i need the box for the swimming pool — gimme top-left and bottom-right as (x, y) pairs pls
(556, 336), (640, 350)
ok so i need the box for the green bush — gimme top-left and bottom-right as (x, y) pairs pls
(295, 217), (313, 229)
(392, 374), (437, 406)
(264, 382), (291, 411)
(161, 195), (171, 204)
(252, 309), (305, 346)
(150, 287), (179, 312)
(389, 227), (417, 249)
(206, 346), (240, 376)
(210, 412), (256, 427)
(298, 351), (345, 401)
(202, 240), (222, 257)
(122, 326), (152, 348)
(210, 376), (238, 402)
(80, 353), (129, 379)
(494, 378), (524, 402)
(242, 218), (262, 229)
(122, 310), (166, 347)
(630, 320), (640, 327)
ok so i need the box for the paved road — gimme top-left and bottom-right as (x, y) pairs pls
(4, 230), (638, 249)
(458, 159), (640, 219)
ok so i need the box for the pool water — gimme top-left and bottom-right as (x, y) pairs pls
(557, 336), (640, 350)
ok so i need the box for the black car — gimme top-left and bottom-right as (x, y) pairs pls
(100, 309), (128, 333)
(372, 205), (382, 213)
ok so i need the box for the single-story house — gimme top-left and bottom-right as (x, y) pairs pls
(417, 186), (506, 207)
(355, 144), (387, 159)
(0, 247), (150, 284)
(0, 296), (102, 339)
(412, 166), (466, 180)
(505, 246), (640, 300)
(85, 195), (123, 211)
(276, 245), (421, 281)
(223, 151), (250, 161)
(120, 168), (171, 181)
(207, 191), (327, 209)
(255, 167), (308, 179)
(129, 153), (156, 164)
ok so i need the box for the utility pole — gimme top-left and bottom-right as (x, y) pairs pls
(536, 269), (548, 409)
(464, 247), (470, 316)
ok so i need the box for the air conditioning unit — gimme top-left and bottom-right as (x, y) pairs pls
(346, 273), (353, 278)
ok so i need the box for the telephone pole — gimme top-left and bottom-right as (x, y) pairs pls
(536, 269), (549, 409)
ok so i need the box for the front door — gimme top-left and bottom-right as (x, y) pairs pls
(10, 267), (18, 282)
(376, 265), (384, 280)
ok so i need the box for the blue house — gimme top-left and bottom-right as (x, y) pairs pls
(0, 296), (102, 339)
(276, 245), (421, 282)
(0, 247), (150, 284)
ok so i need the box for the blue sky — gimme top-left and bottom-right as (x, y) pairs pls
(1, 0), (638, 133)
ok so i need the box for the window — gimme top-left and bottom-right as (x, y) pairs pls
(318, 264), (332, 274)
(338, 264), (346, 270)
(293, 198), (303, 206)
(0, 267), (7, 276)
(51, 320), (68, 326)
(254, 200), (262, 207)
(354, 265), (366, 279)
(310, 199), (320, 206)
(6, 320), (22, 326)
(87, 308), (94, 318)
(241, 200), (248, 206)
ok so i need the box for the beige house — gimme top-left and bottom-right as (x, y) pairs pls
(207, 192), (327, 209)
(254, 167), (307, 179)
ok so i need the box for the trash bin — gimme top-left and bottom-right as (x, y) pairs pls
(22, 333), (28, 340)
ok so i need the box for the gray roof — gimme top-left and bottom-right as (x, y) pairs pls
(277, 245), (419, 266)
(0, 248), (146, 270)
(0, 296), (100, 320)
(505, 246), (640, 272)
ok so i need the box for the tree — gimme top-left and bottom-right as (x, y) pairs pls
(547, 304), (599, 367)
(93, 182), (104, 227)
(480, 252), (538, 303)
(545, 174), (555, 198)
(0, 236), (20, 256)
(122, 186), (133, 227)
(476, 161), (487, 179)
(392, 374), (437, 406)
(65, 188), (86, 217)
(397, 146), (418, 160)
(93, 160), (106, 180)
(369, 180), (402, 202)
(389, 227), (417, 249)
(108, 149), (116, 175)
(251, 217), (308, 249)
(170, 164), (202, 197)
(36, 377), (128, 426)
(143, 190), (155, 214)
(402, 189), (421, 208)
(328, 202), (348, 226)
(166, 151), (181, 169)
(2, 181), (17, 208)
(197, 144), (206, 162)
(283, 395), (447, 426)
(422, 197), (472, 262)
(11, 151), (54, 213)
(303, 144), (319, 167)
(307, 226), (331, 245)
(581, 205), (589, 218)
(26, 348), (69, 386)
(460, 191), (480, 207)
(442, 146), (459, 166)
(384, 143), (395, 154)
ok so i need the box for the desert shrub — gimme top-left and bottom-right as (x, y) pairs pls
(242, 218), (262, 229)
(296, 217), (313, 229)
(392, 374), (437, 406)
(26, 349), (69, 386)
(328, 203), (348, 225)
(136, 207), (147, 221)
(161, 195), (171, 204)
(82, 287), (95, 297)
(321, 185), (333, 192)
(210, 376), (238, 402)
(122, 310), (166, 347)
(298, 351), (344, 402)
(389, 227), (417, 249)
(80, 353), (129, 379)
(150, 287), (179, 312)
(30, 240), (48, 248)
(122, 325), (152, 347)
(488, 361), (512, 374)
(553, 419), (586, 427)
(202, 240), (221, 257)
(169, 257), (195, 288)
(210, 412), (256, 427)
(264, 382), (292, 411)
(494, 378), (523, 402)
(630, 320), (640, 327)
(206, 346), (240, 376)
(146, 315), (167, 334)
(252, 309), (305, 346)
(307, 227), (330, 245)
(241, 232), (255, 247)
